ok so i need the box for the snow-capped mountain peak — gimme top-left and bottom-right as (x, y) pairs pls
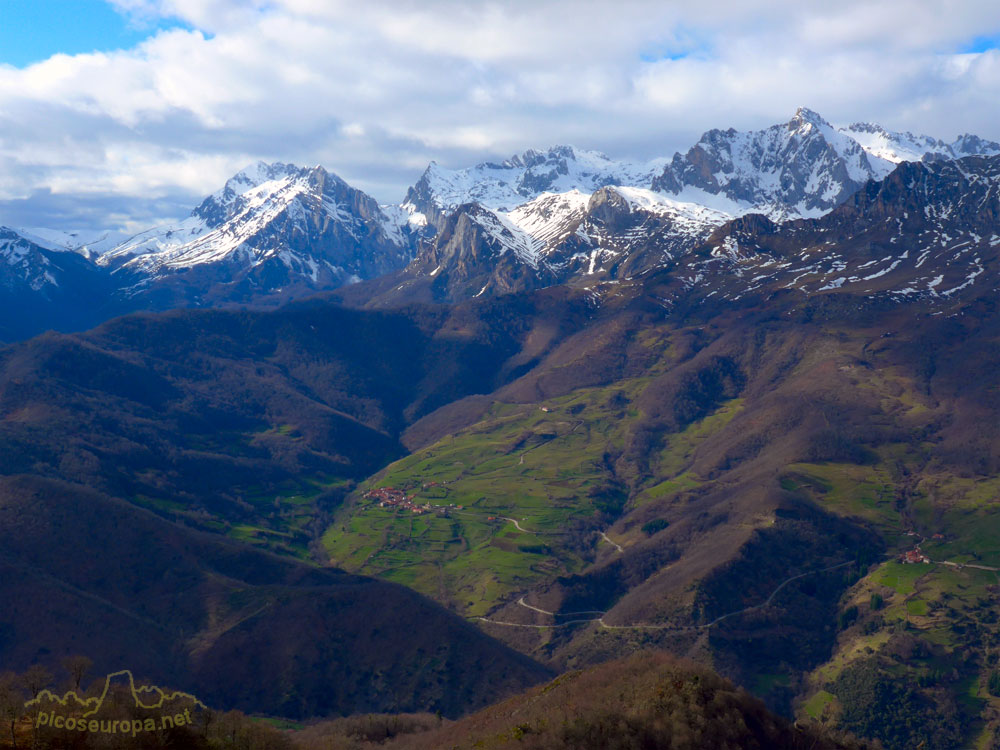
(99, 163), (388, 270)
(407, 145), (668, 215)
(650, 108), (870, 219)
(648, 110), (1000, 224)
(392, 108), (1000, 305)
(89, 161), (414, 308)
(192, 161), (319, 228)
(951, 133), (1000, 157)
(9, 227), (123, 258)
(0, 228), (59, 292)
(6, 109), (1000, 330)
(406, 107), (1000, 241)
(787, 106), (833, 131)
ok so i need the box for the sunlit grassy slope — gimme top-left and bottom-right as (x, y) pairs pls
(322, 371), (744, 616)
(323, 381), (637, 615)
(789, 453), (1000, 748)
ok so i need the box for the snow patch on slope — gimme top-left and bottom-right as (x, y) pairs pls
(13, 228), (124, 258)
(842, 123), (1000, 172)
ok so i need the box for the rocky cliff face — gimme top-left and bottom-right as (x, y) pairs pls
(651, 108), (886, 218)
(678, 154), (1000, 305)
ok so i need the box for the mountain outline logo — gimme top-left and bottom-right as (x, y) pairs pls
(24, 669), (206, 718)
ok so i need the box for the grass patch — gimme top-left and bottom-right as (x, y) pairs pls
(131, 494), (187, 513)
(876, 561), (928, 596)
(652, 399), (744, 480)
(752, 672), (790, 697)
(781, 461), (898, 531)
(802, 690), (837, 721)
(633, 472), (701, 507)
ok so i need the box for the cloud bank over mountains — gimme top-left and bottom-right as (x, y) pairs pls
(1, 0), (999, 230)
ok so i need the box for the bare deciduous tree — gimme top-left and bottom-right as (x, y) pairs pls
(61, 655), (93, 692)
(20, 665), (51, 700)
(0, 672), (24, 749)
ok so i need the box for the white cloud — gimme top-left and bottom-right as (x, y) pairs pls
(1, 0), (1000, 229)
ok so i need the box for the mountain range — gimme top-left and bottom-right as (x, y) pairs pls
(3, 107), (998, 340)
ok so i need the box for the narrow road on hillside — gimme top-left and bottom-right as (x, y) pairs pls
(500, 516), (529, 532)
(478, 559), (855, 631)
(450, 509), (549, 536)
(516, 597), (606, 617)
(600, 531), (623, 553)
(598, 560), (855, 631)
(938, 559), (1000, 572)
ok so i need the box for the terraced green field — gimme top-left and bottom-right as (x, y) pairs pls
(320, 374), (754, 616)
(323, 354), (740, 615)
(323, 382), (644, 615)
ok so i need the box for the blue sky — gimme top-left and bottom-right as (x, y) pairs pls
(963, 34), (1000, 54)
(0, 0), (999, 231)
(0, 0), (188, 67)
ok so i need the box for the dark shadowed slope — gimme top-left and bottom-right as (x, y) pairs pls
(0, 290), (591, 556)
(0, 474), (551, 719)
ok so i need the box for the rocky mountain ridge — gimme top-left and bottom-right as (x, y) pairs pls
(667, 153), (1000, 307)
(2, 108), (998, 338)
(378, 108), (1000, 304)
(97, 161), (417, 308)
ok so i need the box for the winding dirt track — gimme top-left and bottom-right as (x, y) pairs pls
(477, 560), (855, 631)
(472, 529), (1000, 633)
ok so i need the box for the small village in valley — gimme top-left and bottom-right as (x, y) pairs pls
(363, 485), (464, 516)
